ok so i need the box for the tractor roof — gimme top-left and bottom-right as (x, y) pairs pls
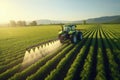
(63, 24), (76, 27)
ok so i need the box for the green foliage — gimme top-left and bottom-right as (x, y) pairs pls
(0, 24), (120, 80)
(0, 64), (21, 80)
(29, 21), (37, 26)
(17, 21), (26, 26)
(83, 20), (86, 24)
(80, 30), (97, 80)
(26, 44), (74, 80)
(9, 20), (16, 27)
(45, 41), (82, 80)
(9, 44), (68, 80)
(64, 28), (96, 80)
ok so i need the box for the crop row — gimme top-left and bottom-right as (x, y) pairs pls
(44, 29), (97, 80)
(100, 27), (120, 80)
(64, 28), (96, 80)
(0, 25), (120, 80)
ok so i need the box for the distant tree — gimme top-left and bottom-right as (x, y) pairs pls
(22, 21), (26, 26)
(29, 21), (37, 26)
(17, 21), (26, 26)
(10, 20), (16, 27)
(83, 20), (86, 25)
(17, 21), (22, 26)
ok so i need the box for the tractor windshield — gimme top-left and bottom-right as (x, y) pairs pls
(71, 25), (75, 30)
(63, 25), (76, 31)
(63, 26), (70, 31)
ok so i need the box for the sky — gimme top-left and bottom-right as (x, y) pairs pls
(0, 0), (120, 23)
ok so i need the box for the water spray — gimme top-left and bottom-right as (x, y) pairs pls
(22, 39), (62, 68)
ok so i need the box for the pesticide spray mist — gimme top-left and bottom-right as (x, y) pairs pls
(22, 40), (62, 69)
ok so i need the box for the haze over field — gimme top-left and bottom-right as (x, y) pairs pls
(0, 0), (120, 24)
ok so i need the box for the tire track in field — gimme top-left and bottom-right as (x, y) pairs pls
(51, 35), (89, 80)
(8, 26), (94, 80)
(101, 28), (120, 77)
(78, 39), (96, 79)
(26, 44), (75, 80)
(44, 27), (96, 80)
(9, 44), (68, 80)
(72, 29), (96, 80)
(88, 29), (98, 80)
(26, 27), (96, 80)
(100, 28), (112, 80)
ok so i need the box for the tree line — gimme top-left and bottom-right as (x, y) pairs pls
(9, 20), (87, 27)
(9, 20), (37, 27)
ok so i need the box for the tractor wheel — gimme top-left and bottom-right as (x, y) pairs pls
(60, 39), (64, 43)
(80, 34), (82, 40)
(77, 32), (82, 40)
(59, 35), (64, 43)
(71, 35), (77, 43)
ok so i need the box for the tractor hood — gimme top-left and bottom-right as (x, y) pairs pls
(58, 31), (64, 35)
(69, 31), (75, 34)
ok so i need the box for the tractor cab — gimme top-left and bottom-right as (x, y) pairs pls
(58, 24), (82, 43)
(62, 25), (76, 32)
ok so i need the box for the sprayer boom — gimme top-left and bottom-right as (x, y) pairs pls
(26, 38), (58, 51)
(22, 38), (62, 69)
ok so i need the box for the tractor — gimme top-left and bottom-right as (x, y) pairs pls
(58, 24), (82, 43)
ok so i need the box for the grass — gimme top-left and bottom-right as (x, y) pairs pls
(0, 25), (60, 55)
(0, 24), (90, 55)
(0, 24), (119, 80)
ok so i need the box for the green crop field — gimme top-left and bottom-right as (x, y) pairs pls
(0, 24), (120, 80)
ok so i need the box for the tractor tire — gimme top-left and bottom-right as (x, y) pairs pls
(60, 39), (64, 43)
(71, 35), (77, 43)
(59, 35), (64, 43)
(77, 32), (82, 40)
